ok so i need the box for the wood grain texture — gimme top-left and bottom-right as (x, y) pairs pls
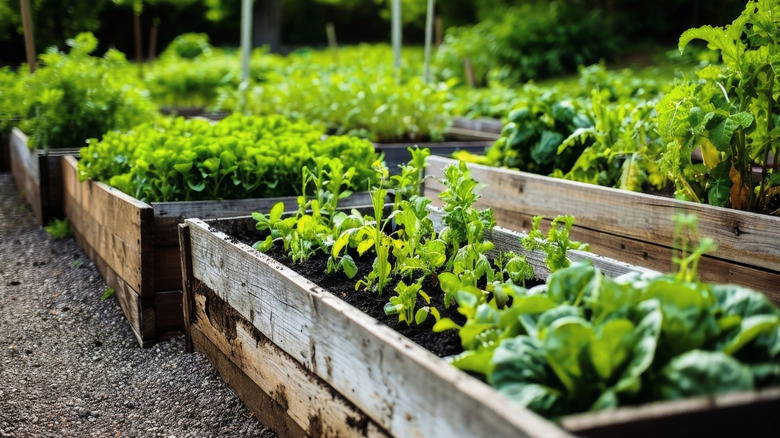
(191, 284), (390, 437)
(9, 128), (79, 224)
(62, 155), (154, 297)
(151, 192), (375, 247)
(561, 387), (780, 438)
(184, 217), (572, 438)
(451, 116), (504, 134)
(9, 128), (42, 223)
(424, 156), (780, 300)
(189, 324), (309, 438)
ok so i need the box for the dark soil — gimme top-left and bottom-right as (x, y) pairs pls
(229, 228), (467, 359)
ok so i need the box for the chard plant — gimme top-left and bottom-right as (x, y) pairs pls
(656, 0), (780, 214)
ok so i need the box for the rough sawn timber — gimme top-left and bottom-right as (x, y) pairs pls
(62, 155), (376, 347)
(180, 213), (652, 438)
(424, 156), (780, 305)
(9, 128), (79, 225)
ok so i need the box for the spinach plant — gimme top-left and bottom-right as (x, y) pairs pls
(435, 212), (780, 419)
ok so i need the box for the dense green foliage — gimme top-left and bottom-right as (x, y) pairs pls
(77, 114), (380, 202)
(216, 45), (453, 142)
(16, 32), (157, 149)
(436, 1), (617, 86)
(656, 0), (780, 214)
(435, 213), (780, 419)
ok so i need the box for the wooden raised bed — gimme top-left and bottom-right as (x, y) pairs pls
(180, 215), (779, 437)
(180, 211), (777, 438)
(9, 128), (80, 225)
(61, 155), (375, 347)
(447, 116), (503, 141)
(424, 156), (780, 306)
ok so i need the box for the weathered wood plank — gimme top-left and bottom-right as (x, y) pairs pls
(189, 324), (308, 438)
(191, 284), (391, 437)
(451, 116), (504, 134)
(561, 386), (780, 438)
(62, 155), (154, 297)
(152, 192), (375, 247)
(10, 128), (42, 223)
(70, 224), (155, 347)
(9, 128), (80, 224)
(184, 218), (573, 438)
(152, 245), (183, 292)
(424, 156), (780, 301)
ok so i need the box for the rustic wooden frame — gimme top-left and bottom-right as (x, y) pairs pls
(424, 156), (780, 305)
(8, 128), (80, 225)
(62, 155), (377, 347)
(180, 213), (780, 437)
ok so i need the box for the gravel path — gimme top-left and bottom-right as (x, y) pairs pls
(0, 172), (278, 438)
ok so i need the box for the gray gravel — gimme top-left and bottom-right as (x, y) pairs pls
(0, 172), (278, 438)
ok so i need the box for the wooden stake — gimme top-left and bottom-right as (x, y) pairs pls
(19, 0), (36, 73)
(423, 0), (434, 83)
(325, 22), (338, 63)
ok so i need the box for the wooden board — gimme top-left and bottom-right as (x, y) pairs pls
(183, 216), (647, 438)
(448, 116), (503, 141)
(424, 156), (780, 304)
(63, 154), (381, 346)
(9, 128), (80, 225)
(182, 215), (780, 438)
(190, 283), (391, 437)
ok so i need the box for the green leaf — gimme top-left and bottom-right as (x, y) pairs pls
(339, 255), (358, 279)
(655, 350), (753, 400)
(173, 162), (193, 174)
(415, 307), (430, 325)
(269, 202), (285, 223)
(542, 317), (594, 394)
(101, 288), (116, 300)
(590, 319), (635, 380)
(432, 318), (462, 332)
(709, 113), (754, 151)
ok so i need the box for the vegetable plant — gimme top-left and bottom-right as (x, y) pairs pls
(77, 114), (380, 202)
(656, 0), (780, 214)
(435, 212), (780, 419)
(17, 32), (157, 149)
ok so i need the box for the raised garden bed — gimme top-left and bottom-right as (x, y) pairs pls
(61, 155), (376, 347)
(9, 128), (80, 225)
(424, 156), (780, 305)
(180, 213), (780, 437)
(447, 116), (503, 141)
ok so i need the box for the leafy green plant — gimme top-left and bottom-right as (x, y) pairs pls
(101, 288), (116, 301)
(656, 0), (780, 214)
(435, 2), (617, 85)
(383, 280), (440, 326)
(522, 215), (589, 273)
(435, 212), (780, 419)
(77, 114), (380, 202)
(17, 32), (157, 149)
(44, 218), (72, 240)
